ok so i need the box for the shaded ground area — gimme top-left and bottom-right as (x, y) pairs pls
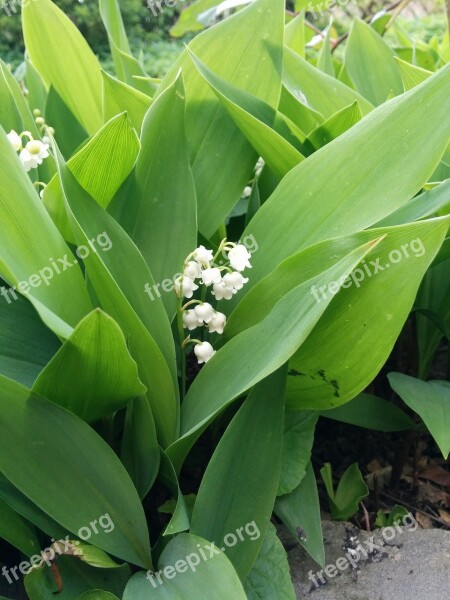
(285, 520), (450, 599)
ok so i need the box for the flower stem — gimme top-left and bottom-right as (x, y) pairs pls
(177, 298), (187, 402)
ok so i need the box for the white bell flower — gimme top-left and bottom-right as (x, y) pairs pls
(183, 309), (202, 331)
(19, 149), (40, 172)
(228, 245), (252, 272)
(201, 267), (222, 286)
(193, 245), (214, 267)
(184, 260), (202, 280)
(208, 311), (227, 334)
(194, 341), (216, 364)
(212, 281), (235, 301)
(174, 275), (199, 299)
(223, 271), (249, 291)
(194, 302), (215, 324)
(25, 139), (49, 164)
(7, 130), (22, 152)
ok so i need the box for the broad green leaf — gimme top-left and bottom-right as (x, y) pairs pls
(275, 462), (324, 567)
(0, 290), (60, 387)
(24, 59), (47, 115)
(0, 62), (23, 133)
(388, 373), (450, 459)
(188, 50), (305, 179)
(52, 143), (178, 447)
(71, 544), (122, 569)
(278, 85), (324, 136)
(170, 0), (219, 37)
(33, 309), (146, 423)
(24, 556), (130, 600)
(23, 0), (103, 134)
(76, 593), (119, 600)
(243, 523), (295, 600)
(168, 240), (379, 470)
(283, 47), (374, 119)
(321, 462), (369, 521)
(0, 128), (92, 337)
(99, 0), (154, 96)
(43, 113), (140, 242)
(123, 73), (197, 318)
(191, 368), (286, 579)
(416, 258), (450, 377)
(321, 393), (414, 431)
(375, 179), (450, 227)
(278, 411), (318, 496)
(45, 86), (88, 159)
(317, 26), (334, 77)
(121, 396), (160, 500)
(286, 217), (449, 409)
(235, 65), (450, 292)
(395, 57), (432, 91)
(102, 72), (152, 132)
(345, 19), (403, 105)
(285, 11), (305, 57)
(303, 101), (362, 154)
(123, 534), (247, 599)
(159, 0), (285, 237)
(1, 59), (39, 138)
(0, 496), (39, 556)
(0, 375), (152, 568)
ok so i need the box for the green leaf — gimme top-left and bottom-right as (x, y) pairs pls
(33, 309), (146, 423)
(45, 86), (88, 159)
(0, 291), (60, 387)
(317, 26), (334, 77)
(0, 473), (66, 540)
(102, 71), (152, 132)
(71, 544), (122, 569)
(122, 73), (197, 319)
(159, 0), (285, 237)
(76, 593), (119, 600)
(345, 19), (403, 105)
(283, 47), (374, 119)
(123, 534), (247, 599)
(278, 411), (318, 496)
(43, 113), (139, 242)
(285, 11), (305, 57)
(0, 128), (92, 337)
(275, 462), (324, 567)
(0, 62), (23, 133)
(243, 523), (295, 600)
(395, 57), (432, 91)
(191, 367), (286, 579)
(170, 0), (219, 36)
(0, 496), (40, 556)
(388, 373), (450, 459)
(121, 396), (161, 500)
(168, 239), (379, 471)
(188, 50), (305, 179)
(0, 375), (152, 568)
(1, 59), (40, 138)
(374, 179), (450, 227)
(234, 65), (450, 293)
(99, 0), (153, 95)
(286, 217), (449, 409)
(304, 101), (362, 153)
(321, 393), (414, 432)
(24, 556), (130, 600)
(320, 462), (369, 521)
(52, 143), (178, 447)
(23, 0), (103, 135)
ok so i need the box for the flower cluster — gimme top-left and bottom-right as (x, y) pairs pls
(7, 129), (49, 173)
(177, 240), (253, 364)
